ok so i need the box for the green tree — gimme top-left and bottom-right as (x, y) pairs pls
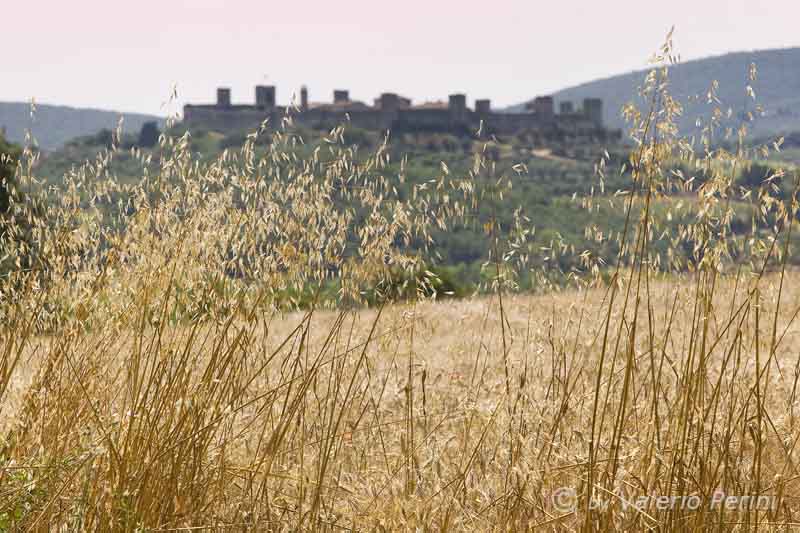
(138, 121), (160, 148)
(739, 162), (772, 189)
(0, 131), (21, 215)
(0, 132), (23, 278)
(91, 128), (115, 149)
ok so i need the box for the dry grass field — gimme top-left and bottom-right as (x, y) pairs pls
(3, 37), (800, 531)
(4, 272), (800, 530)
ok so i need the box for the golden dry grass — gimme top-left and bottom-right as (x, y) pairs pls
(4, 272), (800, 530)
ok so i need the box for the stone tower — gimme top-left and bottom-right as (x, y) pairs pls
(379, 93), (400, 112)
(300, 86), (309, 111)
(449, 94), (468, 123)
(255, 85), (276, 108)
(217, 88), (231, 108)
(333, 90), (350, 104)
(583, 98), (603, 126)
(475, 99), (491, 115)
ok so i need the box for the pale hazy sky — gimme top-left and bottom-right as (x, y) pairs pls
(4, 0), (799, 116)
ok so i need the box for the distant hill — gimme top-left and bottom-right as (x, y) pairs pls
(507, 48), (800, 140)
(0, 102), (164, 151)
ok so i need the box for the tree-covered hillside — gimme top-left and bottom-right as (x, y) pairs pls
(0, 102), (164, 151)
(30, 121), (796, 295)
(508, 48), (800, 139)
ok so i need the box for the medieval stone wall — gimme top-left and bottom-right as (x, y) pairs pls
(299, 108), (395, 130)
(183, 105), (277, 132)
(183, 86), (614, 139)
(395, 109), (463, 132)
(481, 112), (549, 135)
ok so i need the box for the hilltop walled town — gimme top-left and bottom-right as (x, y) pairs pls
(184, 85), (619, 140)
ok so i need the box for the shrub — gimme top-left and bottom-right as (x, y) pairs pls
(0, 132), (20, 215)
(138, 121), (160, 148)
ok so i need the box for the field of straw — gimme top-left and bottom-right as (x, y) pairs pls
(4, 270), (800, 531)
(3, 36), (800, 531)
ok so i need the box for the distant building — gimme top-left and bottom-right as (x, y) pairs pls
(183, 84), (615, 140)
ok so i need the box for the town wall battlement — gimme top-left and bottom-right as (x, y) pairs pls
(184, 85), (616, 140)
